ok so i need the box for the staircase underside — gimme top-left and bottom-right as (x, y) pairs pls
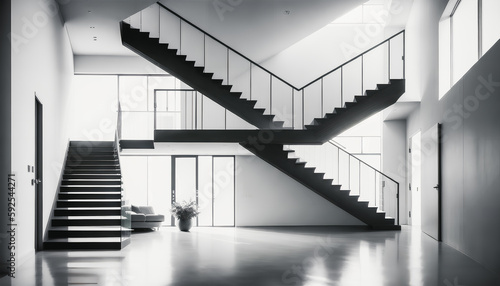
(154, 80), (405, 144)
(120, 22), (282, 129)
(119, 140), (155, 149)
(155, 130), (321, 144)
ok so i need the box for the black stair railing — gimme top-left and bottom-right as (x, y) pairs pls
(124, 2), (405, 130)
(285, 140), (399, 224)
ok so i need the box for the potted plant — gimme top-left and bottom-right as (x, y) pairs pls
(170, 200), (200, 232)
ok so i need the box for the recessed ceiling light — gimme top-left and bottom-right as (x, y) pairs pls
(88, 10), (91, 13)
(90, 26), (95, 29)
(284, 10), (291, 15)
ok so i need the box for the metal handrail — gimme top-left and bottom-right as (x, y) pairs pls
(327, 140), (399, 224)
(328, 140), (398, 185)
(156, 2), (298, 90)
(301, 30), (405, 90)
(156, 2), (405, 91)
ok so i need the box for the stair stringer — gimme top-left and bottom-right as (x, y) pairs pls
(240, 143), (400, 230)
(120, 22), (283, 130)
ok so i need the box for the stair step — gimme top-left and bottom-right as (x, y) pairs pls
(54, 208), (121, 216)
(48, 226), (123, 238)
(334, 107), (347, 114)
(67, 155), (118, 161)
(61, 180), (121, 186)
(193, 66), (204, 73)
(69, 141), (114, 148)
(354, 95), (368, 102)
(51, 216), (123, 226)
(203, 72), (215, 79)
(377, 83), (390, 90)
(65, 165), (120, 170)
(63, 174), (121, 180)
(220, 85), (232, 91)
(44, 237), (125, 250)
(66, 160), (118, 165)
(59, 193), (122, 200)
(212, 79), (224, 85)
(60, 186), (121, 192)
(64, 170), (120, 174)
(57, 200), (122, 208)
(344, 102), (357, 108)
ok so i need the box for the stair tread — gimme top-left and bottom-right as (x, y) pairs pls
(57, 199), (122, 202)
(49, 226), (123, 231)
(45, 237), (122, 243)
(52, 216), (124, 220)
(56, 207), (121, 210)
(60, 192), (121, 195)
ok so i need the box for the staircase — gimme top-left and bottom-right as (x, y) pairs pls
(44, 141), (130, 250)
(153, 79), (405, 144)
(240, 143), (400, 229)
(304, 79), (405, 141)
(120, 22), (284, 130)
(119, 3), (403, 229)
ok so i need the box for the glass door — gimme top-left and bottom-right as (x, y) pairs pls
(172, 156), (198, 226)
(171, 156), (235, 227)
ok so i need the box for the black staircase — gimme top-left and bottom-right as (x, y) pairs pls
(118, 3), (404, 229)
(153, 79), (405, 143)
(240, 143), (400, 229)
(44, 141), (130, 250)
(120, 22), (283, 130)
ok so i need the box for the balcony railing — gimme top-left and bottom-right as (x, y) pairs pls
(285, 140), (399, 224)
(124, 2), (405, 130)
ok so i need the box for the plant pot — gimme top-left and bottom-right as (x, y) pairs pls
(177, 218), (192, 232)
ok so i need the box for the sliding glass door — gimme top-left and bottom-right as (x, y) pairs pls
(171, 156), (235, 227)
(213, 157), (235, 226)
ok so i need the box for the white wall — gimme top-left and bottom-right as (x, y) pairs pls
(67, 75), (118, 141)
(236, 155), (364, 226)
(382, 120), (407, 224)
(261, 24), (387, 88)
(11, 0), (74, 265)
(74, 55), (167, 75)
(0, 0), (12, 277)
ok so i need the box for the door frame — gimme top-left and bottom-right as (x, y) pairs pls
(408, 131), (422, 226)
(171, 156), (199, 226)
(35, 96), (43, 251)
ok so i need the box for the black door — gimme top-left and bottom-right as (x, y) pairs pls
(35, 97), (43, 251)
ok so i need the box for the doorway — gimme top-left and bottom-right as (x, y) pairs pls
(171, 156), (235, 227)
(421, 124), (442, 241)
(35, 97), (43, 251)
(409, 131), (421, 226)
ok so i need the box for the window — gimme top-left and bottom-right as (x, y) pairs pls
(439, 0), (500, 99)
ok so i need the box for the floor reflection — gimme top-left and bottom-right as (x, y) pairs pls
(0, 226), (498, 285)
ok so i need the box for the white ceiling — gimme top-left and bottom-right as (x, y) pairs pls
(59, 0), (157, 56)
(59, 0), (368, 60)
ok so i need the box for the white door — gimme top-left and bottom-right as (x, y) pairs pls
(421, 124), (441, 240)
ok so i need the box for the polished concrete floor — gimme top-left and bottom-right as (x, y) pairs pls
(1, 226), (499, 286)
